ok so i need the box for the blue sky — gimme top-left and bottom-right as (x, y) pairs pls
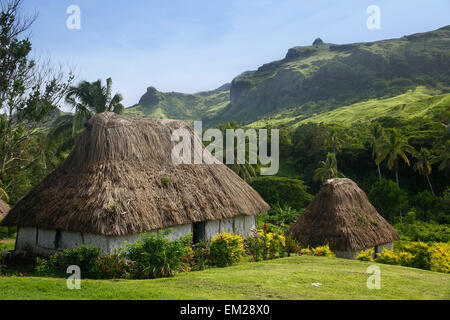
(21, 0), (450, 107)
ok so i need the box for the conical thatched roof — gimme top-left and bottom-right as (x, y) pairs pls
(287, 178), (399, 252)
(1, 113), (269, 236)
(0, 199), (9, 221)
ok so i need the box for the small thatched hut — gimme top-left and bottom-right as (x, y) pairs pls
(0, 199), (9, 221)
(1, 113), (269, 256)
(287, 178), (399, 259)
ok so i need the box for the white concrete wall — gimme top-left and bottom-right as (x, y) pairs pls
(14, 215), (258, 256)
(375, 242), (394, 253)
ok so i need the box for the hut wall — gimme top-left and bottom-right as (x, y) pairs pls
(334, 242), (395, 260)
(334, 250), (360, 259)
(205, 215), (256, 239)
(375, 242), (394, 253)
(14, 215), (257, 256)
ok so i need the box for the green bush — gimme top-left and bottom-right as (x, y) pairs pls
(250, 176), (313, 211)
(209, 231), (244, 267)
(125, 230), (190, 279)
(246, 228), (286, 261)
(92, 250), (128, 279)
(184, 240), (210, 271)
(399, 241), (431, 270)
(398, 251), (415, 267)
(0, 225), (16, 240)
(395, 221), (450, 242)
(368, 179), (408, 222)
(429, 242), (450, 273)
(375, 249), (400, 265)
(36, 245), (101, 277)
(258, 204), (303, 231)
(356, 248), (374, 262)
(284, 236), (301, 257)
(409, 190), (444, 222)
(311, 244), (335, 257)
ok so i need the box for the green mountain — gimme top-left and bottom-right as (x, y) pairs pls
(126, 26), (450, 127)
(124, 84), (230, 121)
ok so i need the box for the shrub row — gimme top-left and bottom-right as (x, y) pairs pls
(356, 241), (450, 273)
(35, 228), (337, 279)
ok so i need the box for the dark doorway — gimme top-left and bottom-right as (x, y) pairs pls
(193, 222), (206, 244)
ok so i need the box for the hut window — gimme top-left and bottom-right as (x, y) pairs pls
(193, 222), (205, 244)
(54, 230), (62, 249)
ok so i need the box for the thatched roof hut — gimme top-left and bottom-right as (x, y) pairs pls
(287, 178), (399, 259)
(2, 113), (269, 255)
(0, 199), (9, 221)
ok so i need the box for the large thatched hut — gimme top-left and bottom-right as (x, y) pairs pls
(0, 199), (9, 221)
(287, 178), (399, 259)
(1, 113), (269, 256)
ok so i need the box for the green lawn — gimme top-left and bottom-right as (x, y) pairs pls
(1, 255), (448, 300)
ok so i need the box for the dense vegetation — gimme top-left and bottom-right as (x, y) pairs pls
(0, 1), (448, 284)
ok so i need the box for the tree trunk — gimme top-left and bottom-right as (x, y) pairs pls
(377, 163), (382, 181)
(425, 173), (435, 196)
(395, 161), (399, 187)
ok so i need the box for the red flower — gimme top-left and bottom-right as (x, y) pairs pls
(263, 224), (267, 231)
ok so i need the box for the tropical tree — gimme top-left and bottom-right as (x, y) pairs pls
(65, 77), (124, 135)
(47, 78), (124, 156)
(375, 128), (414, 187)
(413, 147), (435, 196)
(431, 140), (450, 174)
(0, 0), (74, 201)
(369, 122), (384, 181)
(324, 125), (345, 170)
(314, 152), (344, 184)
(0, 179), (9, 202)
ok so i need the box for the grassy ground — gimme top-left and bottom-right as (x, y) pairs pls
(249, 86), (449, 128)
(1, 255), (448, 300)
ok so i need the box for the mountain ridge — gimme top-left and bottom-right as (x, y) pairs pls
(125, 25), (450, 127)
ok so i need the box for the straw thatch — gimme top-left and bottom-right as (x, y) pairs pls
(287, 178), (399, 252)
(1, 112), (269, 236)
(0, 199), (9, 221)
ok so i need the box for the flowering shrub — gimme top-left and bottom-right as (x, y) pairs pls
(311, 245), (335, 257)
(285, 236), (301, 257)
(209, 231), (244, 267)
(429, 242), (450, 273)
(247, 227), (286, 261)
(183, 240), (210, 271)
(375, 249), (401, 265)
(298, 248), (312, 255)
(355, 242), (450, 274)
(92, 250), (128, 279)
(356, 248), (374, 262)
(399, 241), (431, 270)
(125, 230), (190, 278)
(398, 251), (415, 267)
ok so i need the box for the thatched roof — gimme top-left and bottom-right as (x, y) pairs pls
(1, 113), (269, 236)
(0, 199), (9, 221)
(287, 178), (399, 252)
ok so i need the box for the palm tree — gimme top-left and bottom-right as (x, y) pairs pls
(47, 78), (124, 157)
(376, 128), (414, 187)
(325, 126), (345, 170)
(413, 147), (435, 196)
(0, 179), (9, 203)
(314, 152), (344, 184)
(65, 78), (124, 135)
(369, 123), (384, 181)
(431, 140), (450, 174)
